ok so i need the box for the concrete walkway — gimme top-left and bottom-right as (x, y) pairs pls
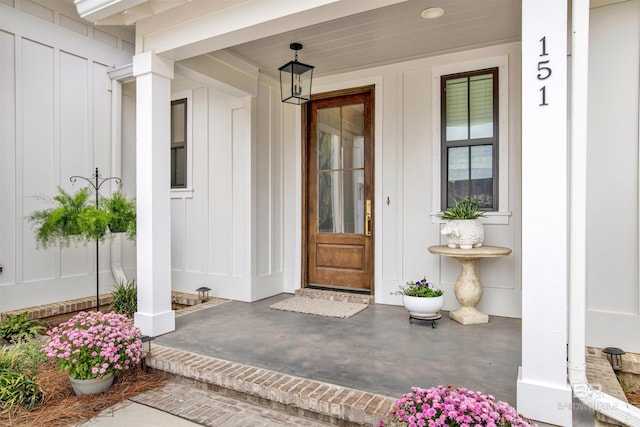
(82, 381), (333, 426)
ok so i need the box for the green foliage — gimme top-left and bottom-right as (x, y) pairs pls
(0, 339), (47, 412)
(440, 198), (486, 220)
(0, 370), (43, 412)
(101, 189), (136, 239)
(111, 279), (137, 316)
(0, 313), (44, 344)
(393, 278), (444, 298)
(27, 186), (136, 249)
(77, 207), (109, 241)
(27, 187), (91, 248)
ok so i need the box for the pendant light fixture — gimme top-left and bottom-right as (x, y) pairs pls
(279, 42), (314, 104)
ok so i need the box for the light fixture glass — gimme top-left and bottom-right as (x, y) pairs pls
(421, 7), (444, 19)
(279, 42), (314, 104)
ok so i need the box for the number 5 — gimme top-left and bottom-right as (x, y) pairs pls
(537, 61), (552, 80)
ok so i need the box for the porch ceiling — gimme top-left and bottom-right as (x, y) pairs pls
(76, 0), (521, 80)
(227, 0), (522, 79)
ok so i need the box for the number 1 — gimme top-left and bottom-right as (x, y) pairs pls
(539, 37), (548, 56)
(539, 86), (548, 106)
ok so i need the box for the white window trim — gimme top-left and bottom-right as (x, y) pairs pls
(431, 55), (511, 225)
(171, 90), (193, 198)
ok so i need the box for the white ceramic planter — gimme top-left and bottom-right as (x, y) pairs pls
(402, 295), (444, 319)
(441, 219), (484, 249)
(69, 372), (114, 395)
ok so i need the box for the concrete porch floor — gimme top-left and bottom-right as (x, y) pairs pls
(154, 293), (520, 406)
(139, 292), (600, 426)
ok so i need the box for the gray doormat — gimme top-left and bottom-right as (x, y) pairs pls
(269, 296), (368, 318)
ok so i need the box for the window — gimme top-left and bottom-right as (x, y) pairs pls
(441, 68), (498, 210)
(171, 98), (187, 188)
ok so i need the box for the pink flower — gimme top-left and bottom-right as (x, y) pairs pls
(383, 385), (537, 427)
(42, 311), (143, 380)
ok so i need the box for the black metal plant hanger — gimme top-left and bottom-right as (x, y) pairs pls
(70, 167), (121, 312)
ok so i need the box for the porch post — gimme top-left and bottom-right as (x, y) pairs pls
(132, 51), (175, 337)
(517, 1), (572, 425)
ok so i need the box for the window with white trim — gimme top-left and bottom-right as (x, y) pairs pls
(441, 68), (498, 210)
(431, 56), (510, 224)
(170, 91), (193, 198)
(171, 98), (187, 188)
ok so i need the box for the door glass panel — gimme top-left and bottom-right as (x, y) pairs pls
(342, 170), (364, 234)
(318, 171), (340, 233)
(342, 104), (364, 169)
(317, 103), (366, 234)
(317, 109), (340, 170)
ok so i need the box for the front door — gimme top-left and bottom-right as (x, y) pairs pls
(305, 87), (374, 292)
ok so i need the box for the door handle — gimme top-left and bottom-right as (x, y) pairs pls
(365, 200), (371, 237)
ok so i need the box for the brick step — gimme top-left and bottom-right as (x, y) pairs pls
(146, 344), (393, 426)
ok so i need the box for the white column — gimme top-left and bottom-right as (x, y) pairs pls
(517, 1), (572, 426)
(132, 51), (175, 337)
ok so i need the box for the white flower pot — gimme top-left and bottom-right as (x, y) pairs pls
(441, 219), (484, 249)
(402, 295), (444, 319)
(69, 372), (114, 395)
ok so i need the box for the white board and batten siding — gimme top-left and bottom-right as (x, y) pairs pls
(0, 1), (133, 313)
(311, 42), (522, 318)
(586, 0), (640, 353)
(167, 74), (286, 302)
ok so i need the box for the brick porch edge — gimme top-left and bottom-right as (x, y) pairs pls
(146, 344), (395, 426)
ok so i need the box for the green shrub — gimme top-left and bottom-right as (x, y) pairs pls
(0, 340), (47, 412)
(111, 279), (137, 316)
(0, 369), (43, 411)
(0, 313), (44, 344)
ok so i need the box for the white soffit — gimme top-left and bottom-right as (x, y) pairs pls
(136, 0), (406, 60)
(74, 0), (146, 22)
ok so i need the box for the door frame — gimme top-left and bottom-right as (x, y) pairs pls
(301, 85), (375, 293)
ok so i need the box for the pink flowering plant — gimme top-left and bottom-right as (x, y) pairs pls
(42, 311), (143, 380)
(381, 385), (537, 427)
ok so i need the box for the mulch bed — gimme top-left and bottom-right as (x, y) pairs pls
(625, 387), (640, 408)
(0, 364), (165, 427)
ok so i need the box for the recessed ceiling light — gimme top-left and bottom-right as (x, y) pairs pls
(421, 7), (444, 19)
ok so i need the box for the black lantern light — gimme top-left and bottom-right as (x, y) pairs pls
(196, 286), (211, 302)
(279, 42), (314, 104)
(603, 347), (625, 371)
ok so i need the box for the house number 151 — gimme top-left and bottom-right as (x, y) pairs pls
(537, 36), (552, 106)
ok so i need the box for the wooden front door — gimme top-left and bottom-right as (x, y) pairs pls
(304, 87), (374, 292)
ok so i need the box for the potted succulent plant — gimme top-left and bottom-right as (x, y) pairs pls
(440, 198), (486, 249)
(393, 277), (444, 320)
